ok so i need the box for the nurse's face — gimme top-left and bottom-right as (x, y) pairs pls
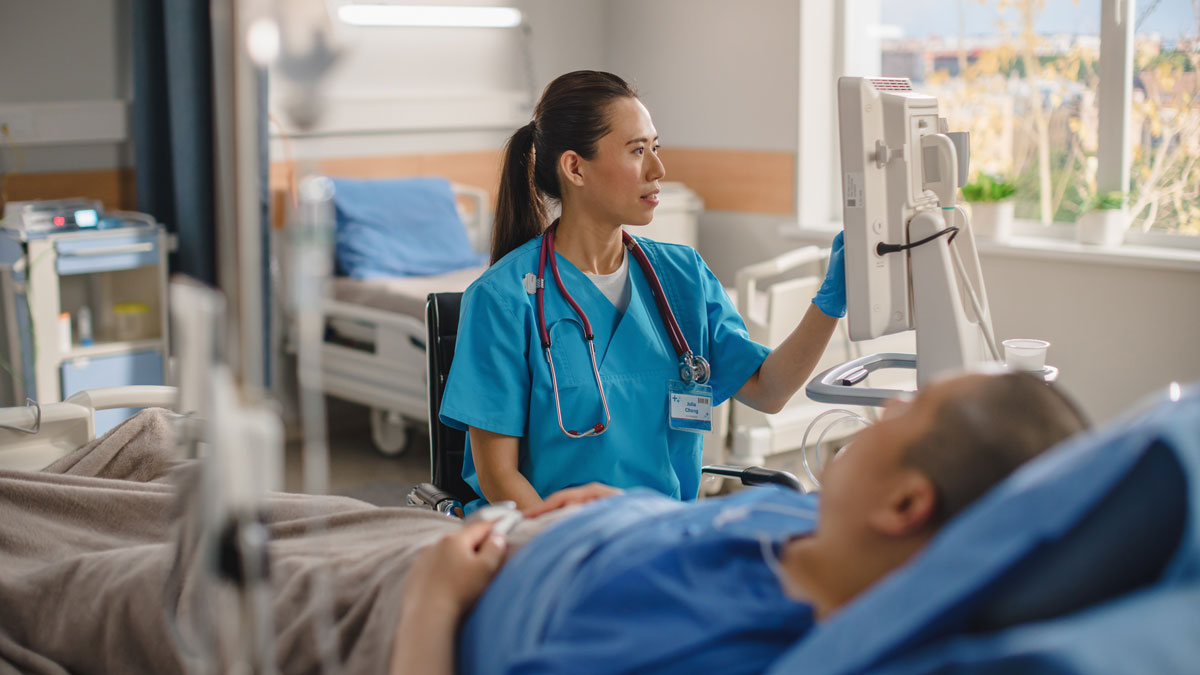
(574, 97), (667, 227)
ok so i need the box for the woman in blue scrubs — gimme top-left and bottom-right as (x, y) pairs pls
(439, 71), (845, 513)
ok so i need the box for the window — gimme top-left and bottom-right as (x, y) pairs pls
(871, 0), (1198, 237)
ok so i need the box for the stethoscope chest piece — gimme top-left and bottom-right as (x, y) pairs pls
(679, 352), (711, 385)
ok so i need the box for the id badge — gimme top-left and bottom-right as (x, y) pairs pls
(668, 379), (713, 433)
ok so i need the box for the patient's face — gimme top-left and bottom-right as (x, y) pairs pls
(815, 378), (971, 540)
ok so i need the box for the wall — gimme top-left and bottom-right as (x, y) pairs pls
(0, 0), (132, 176)
(272, 0), (800, 218)
(270, 0), (607, 163)
(603, 0), (798, 153)
(979, 252), (1200, 422)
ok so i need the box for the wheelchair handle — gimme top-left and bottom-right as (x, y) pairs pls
(702, 465), (804, 492)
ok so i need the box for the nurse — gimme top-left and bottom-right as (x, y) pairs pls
(439, 70), (845, 513)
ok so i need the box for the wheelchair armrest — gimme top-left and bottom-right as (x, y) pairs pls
(702, 465), (805, 492)
(407, 482), (463, 517)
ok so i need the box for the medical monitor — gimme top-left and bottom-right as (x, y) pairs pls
(837, 77), (943, 342)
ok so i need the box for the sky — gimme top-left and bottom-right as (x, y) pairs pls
(882, 0), (1196, 39)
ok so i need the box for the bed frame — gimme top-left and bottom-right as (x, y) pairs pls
(275, 182), (492, 455)
(0, 385), (177, 471)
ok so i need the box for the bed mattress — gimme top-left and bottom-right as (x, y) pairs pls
(331, 266), (486, 318)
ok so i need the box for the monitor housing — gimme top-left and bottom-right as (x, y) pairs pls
(837, 77), (943, 342)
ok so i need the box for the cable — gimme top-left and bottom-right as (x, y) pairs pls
(875, 225), (959, 255)
(798, 408), (870, 487)
(950, 205), (1001, 361)
(874, 207), (1000, 362)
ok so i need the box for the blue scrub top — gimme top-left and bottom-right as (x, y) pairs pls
(459, 488), (818, 675)
(440, 234), (770, 511)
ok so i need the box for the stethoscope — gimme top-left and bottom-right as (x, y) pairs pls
(536, 220), (711, 439)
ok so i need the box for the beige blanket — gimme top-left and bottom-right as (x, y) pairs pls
(0, 409), (552, 674)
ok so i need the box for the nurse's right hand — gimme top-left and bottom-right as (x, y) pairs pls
(812, 231), (846, 318)
(523, 483), (623, 518)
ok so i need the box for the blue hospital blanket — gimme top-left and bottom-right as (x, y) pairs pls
(461, 383), (1200, 675)
(458, 488), (818, 675)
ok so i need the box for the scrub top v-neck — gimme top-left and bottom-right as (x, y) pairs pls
(439, 234), (770, 512)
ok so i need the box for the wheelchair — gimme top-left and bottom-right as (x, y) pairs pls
(408, 293), (803, 516)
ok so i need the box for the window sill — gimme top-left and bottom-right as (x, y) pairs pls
(972, 236), (1200, 273)
(779, 223), (1200, 273)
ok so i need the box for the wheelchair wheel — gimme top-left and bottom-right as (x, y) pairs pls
(369, 408), (410, 456)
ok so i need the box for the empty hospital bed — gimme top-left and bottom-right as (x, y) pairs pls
(276, 177), (492, 455)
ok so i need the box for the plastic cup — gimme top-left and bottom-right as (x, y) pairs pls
(1003, 339), (1050, 372)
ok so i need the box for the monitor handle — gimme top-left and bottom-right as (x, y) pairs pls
(806, 353), (916, 407)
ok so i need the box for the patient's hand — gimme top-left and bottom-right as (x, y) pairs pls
(523, 483), (622, 518)
(404, 520), (507, 615)
(392, 521), (507, 675)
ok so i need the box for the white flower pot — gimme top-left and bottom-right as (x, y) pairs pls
(1075, 209), (1128, 247)
(968, 201), (1015, 241)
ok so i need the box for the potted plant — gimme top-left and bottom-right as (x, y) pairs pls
(961, 173), (1017, 240)
(1075, 191), (1128, 246)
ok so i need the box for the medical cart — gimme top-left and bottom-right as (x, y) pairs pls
(0, 198), (170, 435)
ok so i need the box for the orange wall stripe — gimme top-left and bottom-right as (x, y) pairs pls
(2, 168), (136, 212)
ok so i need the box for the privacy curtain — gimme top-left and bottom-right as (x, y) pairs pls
(131, 0), (217, 285)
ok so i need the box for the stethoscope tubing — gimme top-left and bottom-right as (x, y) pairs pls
(534, 222), (709, 439)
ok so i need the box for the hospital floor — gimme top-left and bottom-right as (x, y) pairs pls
(283, 397), (430, 506)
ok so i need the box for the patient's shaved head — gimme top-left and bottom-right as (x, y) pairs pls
(783, 372), (1089, 620)
(902, 372), (1089, 524)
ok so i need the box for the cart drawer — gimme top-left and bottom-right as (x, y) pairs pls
(55, 232), (160, 275)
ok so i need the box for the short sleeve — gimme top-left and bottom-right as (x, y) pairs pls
(695, 250), (771, 405)
(439, 278), (531, 437)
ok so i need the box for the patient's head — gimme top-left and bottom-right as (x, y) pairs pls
(785, 372), (1088, 618)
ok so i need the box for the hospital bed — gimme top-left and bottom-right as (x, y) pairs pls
(0, 385), (177, 471)
(0, 373), (1196, 672)
(275, 179), (491, 456)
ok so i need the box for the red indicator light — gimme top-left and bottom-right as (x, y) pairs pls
(53, 216), (66, 226)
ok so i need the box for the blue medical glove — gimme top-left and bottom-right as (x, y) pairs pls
(812, 231), (846, 318)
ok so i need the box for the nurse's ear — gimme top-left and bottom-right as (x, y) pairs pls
(558, 149), (587, 189)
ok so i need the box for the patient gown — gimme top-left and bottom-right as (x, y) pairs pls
(459, 487), (818, 675)
(440, 234), (770, 513)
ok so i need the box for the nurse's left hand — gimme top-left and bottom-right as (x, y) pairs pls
(524, 483), (623, 518)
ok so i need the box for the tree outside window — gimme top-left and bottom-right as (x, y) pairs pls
(879, 0), (1198, 236)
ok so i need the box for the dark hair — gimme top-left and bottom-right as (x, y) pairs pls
(491, 70), (639, 264)
(904, 373), (1090, 524)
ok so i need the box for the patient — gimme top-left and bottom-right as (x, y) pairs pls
(391, 371), (1089, 675)
(0, 371), (1085, 674)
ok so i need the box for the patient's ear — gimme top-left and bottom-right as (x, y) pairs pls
(868, 471), (938, 536)
(559, 150), (585, 188)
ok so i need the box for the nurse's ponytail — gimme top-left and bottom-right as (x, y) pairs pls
(492, 122), (545, 264)
(490, 70), (639, 264)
